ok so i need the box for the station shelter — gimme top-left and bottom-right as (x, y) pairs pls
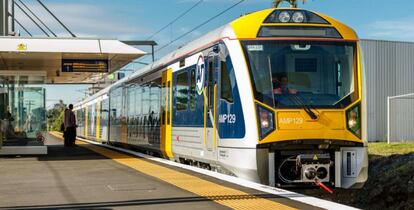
(0, 36), (145, 155)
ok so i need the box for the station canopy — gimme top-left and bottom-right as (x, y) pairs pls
(0, 37), (146, 84)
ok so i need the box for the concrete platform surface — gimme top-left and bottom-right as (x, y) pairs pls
(0, 133), (324, 210)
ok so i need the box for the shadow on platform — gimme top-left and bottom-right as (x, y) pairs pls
(1, 193), (285, 210)
(36, 145), (110, 161)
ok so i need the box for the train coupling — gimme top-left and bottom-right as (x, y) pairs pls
(299, 154), (331, 182)
(275, 153), (332, 185)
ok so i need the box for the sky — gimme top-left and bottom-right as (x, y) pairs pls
(12, 0), (414, 108)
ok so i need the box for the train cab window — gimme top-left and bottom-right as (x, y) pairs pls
(176, 71), (189, 111)
(190, 68), (197, 110)
(220, 61), (233, 103)
(242, 41), (357, 108)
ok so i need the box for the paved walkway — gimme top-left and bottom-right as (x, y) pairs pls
(0, 133), (322, 210)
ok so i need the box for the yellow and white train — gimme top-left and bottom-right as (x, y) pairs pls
(74, 8), (368, 188)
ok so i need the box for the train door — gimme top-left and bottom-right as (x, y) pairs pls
(85, 106), (88, 138)
(161, 69), (173, 158)
(120, 86), (128, 144)
(204, 55), (219, 153)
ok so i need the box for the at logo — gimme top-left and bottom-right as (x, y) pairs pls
(17, 43), (27, 51)
(195, 55), (205, 95)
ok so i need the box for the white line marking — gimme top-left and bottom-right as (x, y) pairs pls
(79, 138), (360, 210)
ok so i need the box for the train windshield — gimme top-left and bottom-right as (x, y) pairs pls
(241, 41), (358, 108)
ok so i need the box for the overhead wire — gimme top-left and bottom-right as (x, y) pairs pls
(14, 17), (33, 36)
(146, 0), (204, 41)
(36, 0), (76, 37)
(14, 1), (50, 37)
(155, 0), (246, 53)
(17, 0), (57, 37)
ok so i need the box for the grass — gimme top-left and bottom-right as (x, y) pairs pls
(368, 142), (414, 156)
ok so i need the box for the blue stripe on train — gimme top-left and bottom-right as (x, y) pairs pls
(218, 54), (245, 139)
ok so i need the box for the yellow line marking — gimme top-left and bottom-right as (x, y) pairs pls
(49, 132), (297, 210)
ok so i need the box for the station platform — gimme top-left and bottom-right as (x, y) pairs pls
(0, 133), (356, 210)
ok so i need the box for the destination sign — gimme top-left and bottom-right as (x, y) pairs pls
(62, 59), (109, 73)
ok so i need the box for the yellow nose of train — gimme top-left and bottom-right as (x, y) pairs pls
(231, 8), (366, 188)
(230, 8), (363, 145)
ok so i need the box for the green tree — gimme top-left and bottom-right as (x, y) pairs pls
(46, 100), (66, 131)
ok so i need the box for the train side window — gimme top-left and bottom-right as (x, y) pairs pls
(176, 71), (189, 111)
(136, 86), (142, 116)
(190, 68), (197, 110)
(221, 61), (233, 103)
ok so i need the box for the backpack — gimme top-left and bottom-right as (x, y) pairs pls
(60, 123), (65, 132)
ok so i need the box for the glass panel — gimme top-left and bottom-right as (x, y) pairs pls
(0, 79), (46, 145)
(88, 104), (96, 138)
(142, 85), (150, 115)
(109, 87), (122, 142)
(176, 72), (189, 111)
(241, 41), (357, 108)
(220, 61), (233, 103)
(190, 68), (197, 110)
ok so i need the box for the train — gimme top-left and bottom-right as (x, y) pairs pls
(74, 8), (368, 188)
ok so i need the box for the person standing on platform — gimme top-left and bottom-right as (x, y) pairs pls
(64, 104), (77, 146)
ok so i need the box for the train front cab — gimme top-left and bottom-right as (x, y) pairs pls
(231, 9), (368, 188)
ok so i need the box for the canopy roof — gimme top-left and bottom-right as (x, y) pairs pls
(0, 37), (146, 84)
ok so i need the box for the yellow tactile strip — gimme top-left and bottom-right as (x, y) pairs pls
(49, 132), (297, 210)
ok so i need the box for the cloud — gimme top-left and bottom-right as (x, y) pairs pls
(13, 2), (152, 39)
(363, 18), (414, 41)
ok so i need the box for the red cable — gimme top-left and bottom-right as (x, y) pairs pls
(315, 180), (334, 194)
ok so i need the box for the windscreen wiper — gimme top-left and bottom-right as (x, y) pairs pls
(288, 95), (319, 120)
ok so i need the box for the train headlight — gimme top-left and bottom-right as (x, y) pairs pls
(292, 12), (305, 23)
(257, 104), (275, 139)
(346, 104), (361, 138)
(278, 11), (291, 23)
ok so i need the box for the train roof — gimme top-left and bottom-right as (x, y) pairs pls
(229, 8), (357, 40)
(113, 24), (231, 87)
(117, 8), (358, 86)
(74, 86), (110, 108)
(75, 8), (358, 107)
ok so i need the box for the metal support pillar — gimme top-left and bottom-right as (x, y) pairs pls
(11, 0), (14, 32)
(0, 0), (8, 36)
(152, 44), (155, 62)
